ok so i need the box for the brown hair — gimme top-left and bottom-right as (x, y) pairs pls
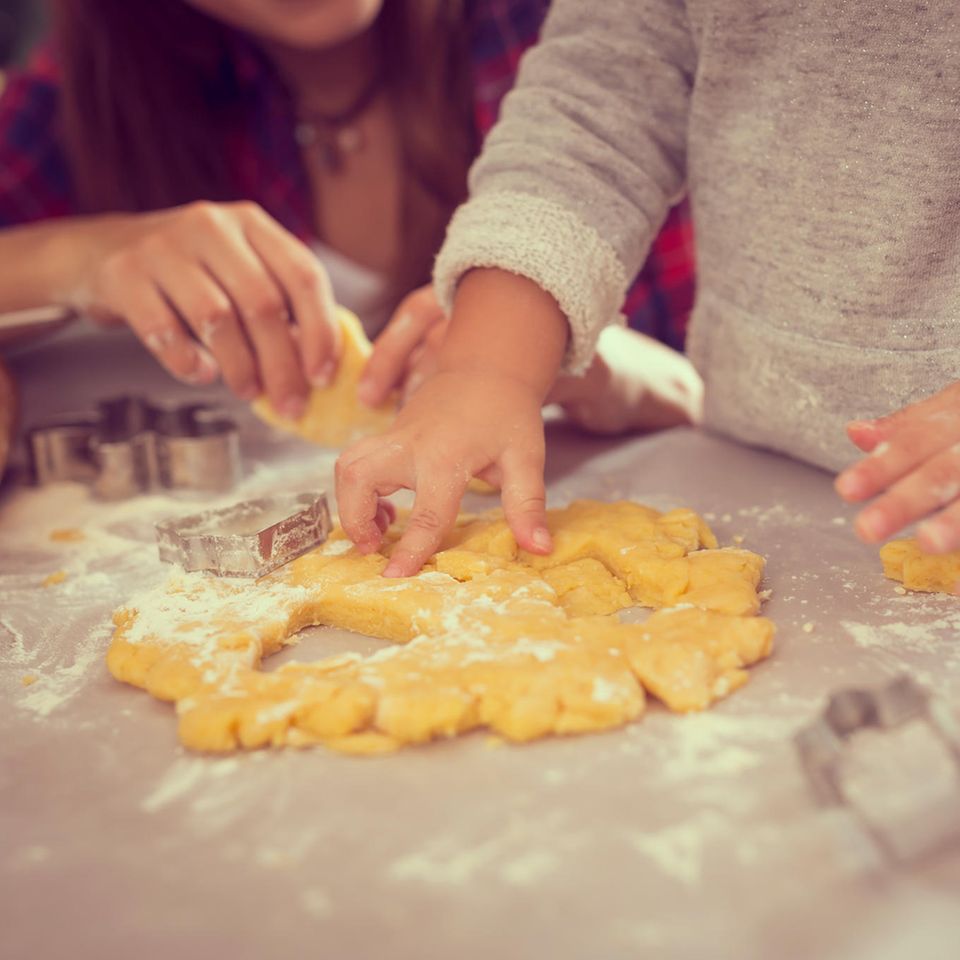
(49, 0), (476, 299)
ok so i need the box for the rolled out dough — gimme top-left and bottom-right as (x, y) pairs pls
(881, 538), (960, 594)
(252, 307), (396, 448)
(108, 499), (774, 755)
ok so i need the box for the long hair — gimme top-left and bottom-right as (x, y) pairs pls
(49, 0), (476, 298)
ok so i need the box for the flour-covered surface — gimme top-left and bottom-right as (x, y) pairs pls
(2, 329), (960, 960)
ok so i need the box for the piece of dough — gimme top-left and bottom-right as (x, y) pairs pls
(881, 538), (960, 594)
(252, 307), (395, 448)
(0, 357), (16, 481)
(108, 499), (774, 754)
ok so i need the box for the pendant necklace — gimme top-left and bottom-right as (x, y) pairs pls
(294, 69), (384, 174)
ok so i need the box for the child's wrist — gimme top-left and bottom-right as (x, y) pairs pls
(438, 267), (569, 398)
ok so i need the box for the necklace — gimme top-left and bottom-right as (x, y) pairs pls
(294, 68), (384, 174)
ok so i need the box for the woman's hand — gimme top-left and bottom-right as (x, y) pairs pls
(76, 201), (341, 416)
(337, 369), (551, 577)
(358, 284), (447, 408)
(835, 381), (960, 552)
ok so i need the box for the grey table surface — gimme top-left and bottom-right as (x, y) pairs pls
(2, 326), (959, 960)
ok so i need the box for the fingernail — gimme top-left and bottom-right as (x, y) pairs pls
(919, 521), (954, 553)
(405, 372), (425, 396)
(279, 395), (307, 420)
(855, 511), (886, 543)
(382, 561), (403, 578)
(238, 382), (260, 401)
(531, 526), (552, 552)
(835, 473), (863, 500)
(357, 379), (378, 407)
(183, 350), (219, 384)
(145, 329), (175, 353)
(310, 360), (336, 389)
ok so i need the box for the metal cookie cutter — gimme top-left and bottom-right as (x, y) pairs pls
(795, 675), (960, 863)
(156, 492), (332, 578)
(27, 396), (240, 499)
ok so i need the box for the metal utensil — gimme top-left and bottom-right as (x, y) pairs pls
(795, 674), (960, 863)
(27, 395), (240, 498)
(156, 492), (332, 578)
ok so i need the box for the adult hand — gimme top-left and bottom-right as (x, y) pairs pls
(835, 381), (960, 552)
(358, 284), (447, 408)
(77, 201), (340, 417)
(336, 369), (552, 577)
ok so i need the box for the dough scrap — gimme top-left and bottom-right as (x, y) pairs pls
(108, 499), (774, 754)
(881, 538), (960, 594)
(251, 307), (395, 447)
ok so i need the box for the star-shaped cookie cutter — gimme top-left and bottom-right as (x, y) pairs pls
(156, 492), (333, 578)
(794, 674), (960, 862)
(27, 395), (241, 499)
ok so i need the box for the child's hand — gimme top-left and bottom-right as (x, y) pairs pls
(336, 369), (553, 577)
(358, 285), (448, 408)
(835, 381), (960, 551)
(548, 326), (703, 435)
(77, 202), (340, 417)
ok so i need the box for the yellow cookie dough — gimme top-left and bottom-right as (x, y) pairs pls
(881, 538), (960, 594)
(252, 307), (395, 447)
(108, 499), (775, 754)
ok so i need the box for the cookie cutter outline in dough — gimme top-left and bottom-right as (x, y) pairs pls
(794, 674), (960, 863)
(26, 395), (241, 499)
(156, 491), (333, 578)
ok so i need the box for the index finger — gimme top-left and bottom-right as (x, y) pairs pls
(243, 208), (341, 386)
(335, 440), (403, 553)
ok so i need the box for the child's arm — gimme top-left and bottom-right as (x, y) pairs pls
(337, 268), (568, 576)
(836, 383), (960, 554)
(336, 0), (696, 573)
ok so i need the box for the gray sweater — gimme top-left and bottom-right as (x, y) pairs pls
(434, 0), (960, 472)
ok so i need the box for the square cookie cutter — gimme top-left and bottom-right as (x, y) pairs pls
(156, 492), (332, 578)
(795, 674), (960, 863)
(27, 396), (241, 499)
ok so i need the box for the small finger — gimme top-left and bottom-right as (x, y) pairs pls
(499, 447), (551, 554)
(360, 290), (445, 407)
(382, 473), (466, 577)
(854, 445), (960, 544)
(242, 207), (341, 387)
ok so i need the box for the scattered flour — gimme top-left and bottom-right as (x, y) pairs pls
(629, 811), (727, 886)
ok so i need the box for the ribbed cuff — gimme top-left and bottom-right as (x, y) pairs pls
(433, 192), (628, 374)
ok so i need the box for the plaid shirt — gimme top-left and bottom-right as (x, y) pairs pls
(0, 0), (694, 347)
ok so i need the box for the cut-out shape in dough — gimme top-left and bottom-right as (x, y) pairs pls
(108, 500), (774, 754)
(881, 539), (960, 595)
(252, 307), (395, 448)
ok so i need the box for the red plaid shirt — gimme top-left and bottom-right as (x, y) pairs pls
(0, 0), (694, 348)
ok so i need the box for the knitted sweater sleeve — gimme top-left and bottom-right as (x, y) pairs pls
(434, 0), (695, 372)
